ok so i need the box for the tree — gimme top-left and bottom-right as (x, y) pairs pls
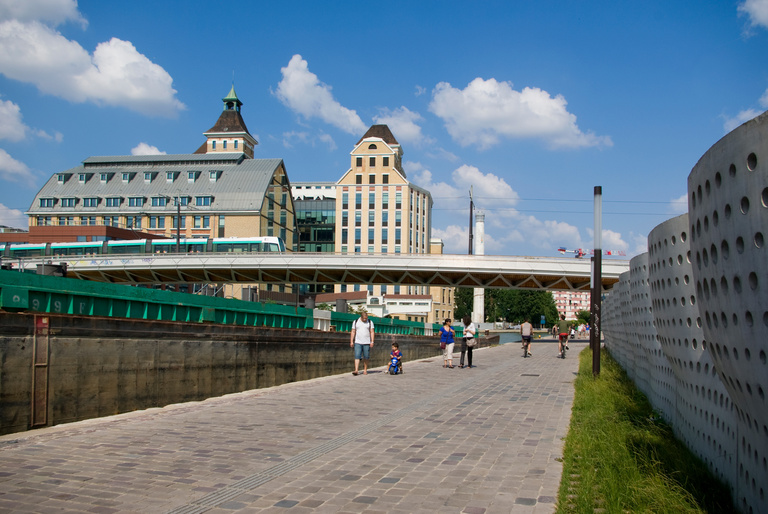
(454, 287), (558, 327)
(575, 310), (591, 325)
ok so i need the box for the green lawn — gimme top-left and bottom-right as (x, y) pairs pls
(557, 348), (737, 513)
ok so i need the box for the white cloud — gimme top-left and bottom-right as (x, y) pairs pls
(414, 85), (427, 97)
(131, 142), (166, 156)
(0, 0), (86, 28)
(0, 11), (185, 117)
(0, 202), (28, 229)
(0, 148), (35, 186)
(0, 98), (28, 141)
(35, 129), (64, 142)
(275, 54), (367, 135)
(429, 77), (612, 150)
(723, 108), (761, 132)
(281, 130), (337, 151)
(669, 193), (688, 214)
(373, 106), (431, 146)
(739, 0), (768, 29)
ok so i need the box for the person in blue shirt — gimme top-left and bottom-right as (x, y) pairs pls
(439, 318), (456, 368)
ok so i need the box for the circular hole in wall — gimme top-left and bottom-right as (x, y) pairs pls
(725, 204), (732, 219)
(756, 232), (764, 249)
(746, 311), (754, 327)
(734, 275), (742, 293)
(763, 188), (768, 208)
(721, 276), (729, 294)
(729, 163), (736, 177)
(749, 272), (758, 290)
(711, 244), (718, 264)
(706, 180), (711, 196)
(741, 197), (750, 215)
(716, 171), (722, 187)
(681, 231), (687, 242)
(721, 240), (730, 260)
(737, 237), (745, 254)
(747, 152), (757, 171)
(704, 216), (709, 232)
(713, 210), (719, 227)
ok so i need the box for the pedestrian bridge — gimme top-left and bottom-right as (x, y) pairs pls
(23, 253), (629, 290)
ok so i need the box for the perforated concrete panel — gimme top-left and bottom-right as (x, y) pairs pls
(688, 112), (767, 514)
(648, 213), (736, 488)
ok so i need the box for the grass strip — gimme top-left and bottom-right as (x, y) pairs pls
(556, 348), (736, 513)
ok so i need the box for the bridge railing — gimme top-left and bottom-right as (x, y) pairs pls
(0, 270), (444, 335)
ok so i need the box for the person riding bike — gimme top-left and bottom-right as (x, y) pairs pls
(520, 318), (533, 357)
(557, 315), (570, 358)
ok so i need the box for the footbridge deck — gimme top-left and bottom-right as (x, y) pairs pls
(22, 253), (629, 290)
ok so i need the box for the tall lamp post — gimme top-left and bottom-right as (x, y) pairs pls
(591, 186), (602, 376)
(175, 197), (181, 254)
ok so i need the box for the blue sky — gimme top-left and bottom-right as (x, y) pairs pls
(1, 0), (767, 258)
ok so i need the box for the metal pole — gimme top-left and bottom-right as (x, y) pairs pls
(468, 186), (474, 255)
(176, 197), (181, 254)
(591, 186), (602, 376)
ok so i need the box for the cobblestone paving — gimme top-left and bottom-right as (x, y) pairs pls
(0, 340), (585, 513)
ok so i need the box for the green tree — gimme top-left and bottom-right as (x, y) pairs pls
(455, 288), (558, 327)
(454, 287), (474, 320)
(575, 309), (591, 325)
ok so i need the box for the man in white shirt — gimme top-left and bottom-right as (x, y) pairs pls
(520, 318), (533, 356)
(350, 311), (374, 375)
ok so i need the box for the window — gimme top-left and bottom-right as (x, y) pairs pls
(193, 216), (210, 229)
(178, 197), (189, 206)
(78, 173), (87, 183)
(396, 192), (402, 209)
(395, 211), (401, 226)
(60, 198), (76, 207)
(37, 216), (52, 226)
(57, 174), (65, 183)
(81, 216), (96, 226)
(382, 211), (388, 226)
(103, 216), (120, 226)
(126, 216), (141, 229)
(166, 171), (175, 181)
(342, 193), (348, 209)
(383, 174), (389, 184)
(341, 211), (348, 227)
(195, 196), (212, 207)
(356, 157), (363, 167)
(223, 140), (227, 149)
(212, 141), (216, 150)
(208, 170), (218, 181)
(368, 228), (374, 242)
(100, 173), (109, 182)
(355, 212), (361, 227)
(382, 228), (388, 244)
(369, 192), (375, 209)
(395, 229), (401, 244)
(152, 197), (167, 207)
(122, 172), (130, 182)
(369, 156), (375, 167)
(355, 174), (362, 184)
(172, 216), (186, 229)
(355, 228), (361, 244)
(39, 198), (54, 208)
(355, 193), (362, 209)
(341, 229), (348, 244)
(128, 197), (144, 207)
(106, 197), (121, 207)
(382, 192), (389, 209)
(383, 156), (389, 167)
(149, 216), (165, 229)
(368, 143), (377, 149)
(234, 140), (238, 149)
(58, 216), (74, 226)
(368, 212), (375, 225)
(369, 174), (375, 184)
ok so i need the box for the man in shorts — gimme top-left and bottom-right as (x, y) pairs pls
(520, 318), (533, 356)
(350, 310), (374, 375)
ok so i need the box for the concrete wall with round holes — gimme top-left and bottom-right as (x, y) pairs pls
(602, 111), (767, 514)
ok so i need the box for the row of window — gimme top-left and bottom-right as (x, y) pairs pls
(341, 228), (403, 246)
(341, 210), (402, 227)
(36, 215), (213, 230)
(211, 140), (239, 150)
(39, 196), (213, 208)
(355, 156), (390, 169)
(58, 170), (221, 185)
(341, 192), (403, 210)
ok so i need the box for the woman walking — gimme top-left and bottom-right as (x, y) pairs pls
(459, 315), (476, 368)
(439, 318), (456, 368)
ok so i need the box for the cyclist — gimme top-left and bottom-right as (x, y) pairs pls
(520, 318), (533, 357)
(557, 315), (570, 358)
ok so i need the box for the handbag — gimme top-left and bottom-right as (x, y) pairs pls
(440, 341), (446, 349)
(466, 337), (476, 348)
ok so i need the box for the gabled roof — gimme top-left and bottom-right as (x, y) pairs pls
(356, 125), (399, 146)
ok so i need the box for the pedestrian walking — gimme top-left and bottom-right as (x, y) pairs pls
(459, 315), (477, 368)
(350, 311), (374, 375)
(520, 318), (533, 357)
(439, 318), (456, 368)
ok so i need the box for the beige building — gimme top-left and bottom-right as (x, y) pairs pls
(335, 125), (433, 296)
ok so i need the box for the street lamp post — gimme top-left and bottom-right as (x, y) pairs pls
(175, 197), (181, 253)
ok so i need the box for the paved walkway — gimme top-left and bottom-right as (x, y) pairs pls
(0, 340), (586, 514)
